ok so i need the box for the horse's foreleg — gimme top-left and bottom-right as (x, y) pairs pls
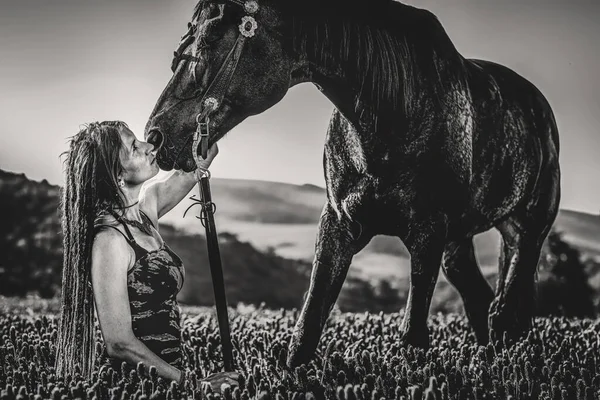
(287, 202), (372, 368)
(398, 221), (446, 349)
(442, 239), (494, 345)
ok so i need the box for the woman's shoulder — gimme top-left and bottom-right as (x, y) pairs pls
(93, 212), (129, 242)
(92, 214), (134, 265)
(94, 212), (119, 227)
(91, 227), (135, 275)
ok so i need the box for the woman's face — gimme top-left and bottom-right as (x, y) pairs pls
(118, 127), (160, 186)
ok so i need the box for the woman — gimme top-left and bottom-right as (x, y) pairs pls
(54, 120), (238, 391)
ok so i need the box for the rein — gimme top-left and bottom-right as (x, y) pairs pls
(185, 163), (235, 372)
(176, 1), (261, 373)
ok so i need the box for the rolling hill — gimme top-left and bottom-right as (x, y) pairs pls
(162, 177), (600, 282)
(3, 167), (599, 314)
(0, 169), (403, 311)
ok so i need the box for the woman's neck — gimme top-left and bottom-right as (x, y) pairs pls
(117, 186), (143, 221)
(119, 203), (142, 221)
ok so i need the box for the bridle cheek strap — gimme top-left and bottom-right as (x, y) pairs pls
(192, 33), (248, 163)
(192, 3), (258, 162)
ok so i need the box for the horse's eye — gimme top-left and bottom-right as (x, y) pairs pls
(204, 32), (221, 44)
(203, 22), (225, 44)
(207, 5), (221, 19)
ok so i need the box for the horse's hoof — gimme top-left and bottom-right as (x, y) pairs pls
(286, 341), (311, 369)
(398, 329), (430, 350)
(286, 354), (309, 370)
(489, 311), (532, 350)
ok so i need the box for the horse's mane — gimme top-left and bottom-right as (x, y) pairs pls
(189, 0), (467, 125)
(288, 0), (468, 123)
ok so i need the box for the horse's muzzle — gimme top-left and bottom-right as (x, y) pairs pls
(145, 128), (175, 170)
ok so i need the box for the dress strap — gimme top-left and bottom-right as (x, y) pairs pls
(119, 218), (137, 242)
(100, 211), (149, 261)
(94, 224), (134, 244)
(94, 224), (147, 271)
(108, 210), (138, 243)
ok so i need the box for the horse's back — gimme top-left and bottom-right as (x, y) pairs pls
(466, 58), (558, 138)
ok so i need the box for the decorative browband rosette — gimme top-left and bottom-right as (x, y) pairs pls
(239, 15), (258, 37)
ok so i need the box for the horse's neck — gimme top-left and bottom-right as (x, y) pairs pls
(290, 5), (465, 135)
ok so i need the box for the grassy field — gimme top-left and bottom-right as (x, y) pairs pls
(1, 297), (600, 400)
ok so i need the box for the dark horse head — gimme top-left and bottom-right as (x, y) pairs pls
(145, 0), (303, 171)
(145, 0), (407, 171)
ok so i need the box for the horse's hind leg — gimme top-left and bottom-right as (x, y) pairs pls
(442, 238), (494, 344)
(287, 202), (373, 368)
(489, 168), (560, 346)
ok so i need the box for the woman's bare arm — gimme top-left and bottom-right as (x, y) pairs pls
(140, 144), (218, 225)
(91, 229), (183, 383)
(140, 170), (197, 225)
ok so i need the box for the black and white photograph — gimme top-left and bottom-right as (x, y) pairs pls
(1, 0), (599, 399)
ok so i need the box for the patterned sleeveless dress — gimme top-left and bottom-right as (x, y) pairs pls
(94, 210), (185, 370)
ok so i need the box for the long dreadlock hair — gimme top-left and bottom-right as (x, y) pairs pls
(55, 120), (129, 379)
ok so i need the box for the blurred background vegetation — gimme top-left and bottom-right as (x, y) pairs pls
(1, 168), (598, 317)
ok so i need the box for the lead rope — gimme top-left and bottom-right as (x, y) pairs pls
(185, 122), (235, 373)
(179, 0), (262, 373)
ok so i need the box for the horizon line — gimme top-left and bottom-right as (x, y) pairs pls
(1, 166), (597, 217)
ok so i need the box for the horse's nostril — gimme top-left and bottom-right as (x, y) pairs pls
(147, 130), (164, 151)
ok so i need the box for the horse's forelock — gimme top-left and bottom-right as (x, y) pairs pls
(192, 0), (207, 21)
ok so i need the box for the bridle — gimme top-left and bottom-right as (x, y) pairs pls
(170, 0), (260, 164)
(171, 2), (262, 375)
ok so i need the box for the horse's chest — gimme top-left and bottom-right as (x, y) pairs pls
(328, 171), (423, 227)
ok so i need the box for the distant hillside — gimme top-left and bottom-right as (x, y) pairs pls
(0, 169), (404, 312)
(554, 209), (600, 259)
(169, 178), (326, 225)
(0, 170), (62, 297)
(0, 169), (313, 307)
(3, 167), (600, 314)
(163, 177), (600, 282)
(152, 227), (311, 309)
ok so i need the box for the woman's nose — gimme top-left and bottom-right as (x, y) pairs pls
(146, 130), (164, 151)
(145, 142), (156, 155)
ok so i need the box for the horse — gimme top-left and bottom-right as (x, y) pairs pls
(144, 0), (561, 368)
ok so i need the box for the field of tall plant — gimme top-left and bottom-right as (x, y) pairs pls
(1, 298), (600, 400)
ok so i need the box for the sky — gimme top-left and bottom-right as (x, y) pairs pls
(0, 0), (599, 213)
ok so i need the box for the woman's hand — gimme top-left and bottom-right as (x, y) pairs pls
(196, 143), (219, 170)
(201, 371), (240, 394)
(141, 143), (219, 220)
